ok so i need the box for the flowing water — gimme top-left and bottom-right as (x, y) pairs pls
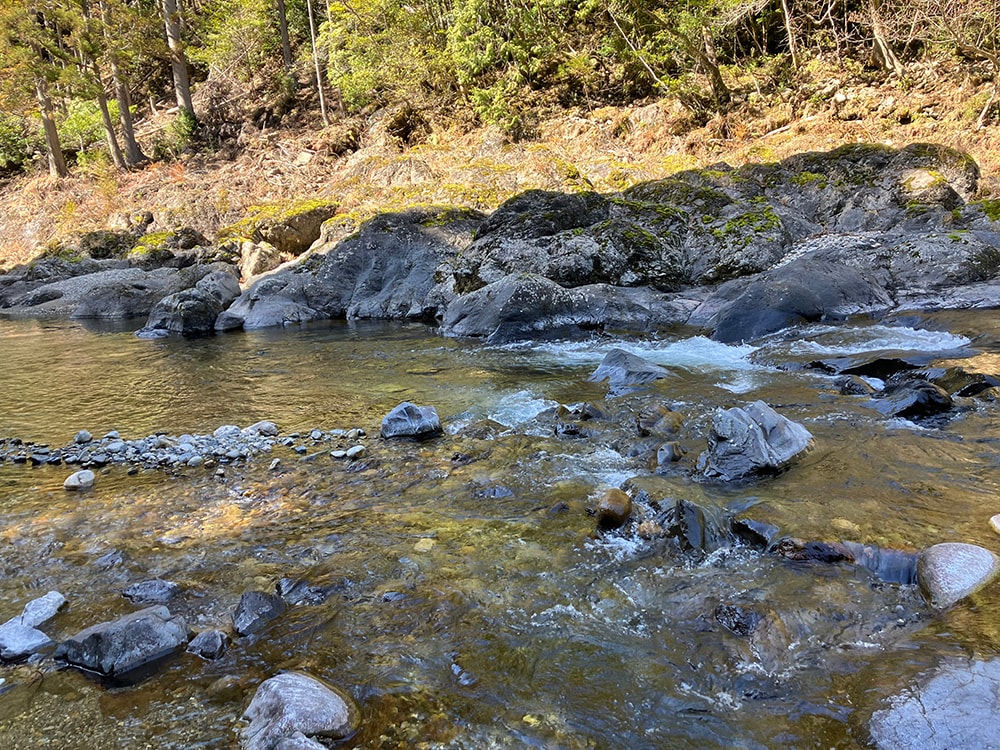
(1, 313), (1000, 748)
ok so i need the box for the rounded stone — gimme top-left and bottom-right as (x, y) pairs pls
(241, 672), (360, 749)
(596, 488), (632, 531)
(73, 430), (92, 444)
(64, 469), (96, 491)
(918, 542), (1000, 609)
(345, 445), (366, 459)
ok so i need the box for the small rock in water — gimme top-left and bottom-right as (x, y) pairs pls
(240, 672), (360, 750)
(123, 579), (181, 604)
(345, 445), (366, 459)
(656, 442), (685, 466)
(990, 513), (1000, 537)
(103, 431), (120, 440)
(187, 630), (228, 660)
(247, 421), (279, 437)
(73, 430), (92, 444)
(310, 429), (324, 441)
(232, 591), (286, 636)
(187, 455), (204, 468)
(595, 488), (632, 531)
(918, 542), (1000, 609)
(588, 348), (672, 392)
(64, 469), (96, 491)
(214, 424), (242, 440)
(380, 402), (443, 440)
(330, 450), (347, 459)
(269, 458), (281, 471)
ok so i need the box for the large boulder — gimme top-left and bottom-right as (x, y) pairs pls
(698, 401), (813, 481)
(240, 671), (360, 750)
(917, 542), (1000, 609)
(219, 208), (483, 330)
(137, 268), (241, 337)
(868, 658), (1000, 749)
(55, 605), (190, 676)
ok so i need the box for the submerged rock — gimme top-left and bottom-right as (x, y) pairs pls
(240, 671), (360, 750)
(917, 542), (1000, 609)
(698, 401), (813, 481)
(123, 579), (182, 604)
(874, 379), (953, 420)
(380, 402), (443, 440)
(55, 605), (190, 676)
(868, 658), (1000, 750)
(233, 591), (286, 636)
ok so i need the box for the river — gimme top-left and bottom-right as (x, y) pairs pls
(1, 313), (999, 748)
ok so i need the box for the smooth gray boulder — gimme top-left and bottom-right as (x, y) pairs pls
(380, 402), (443, 440)
(698, 401), (814, 481)
(917, 542), (1000, 608)
(63, 469), (96, 491)
(868, 658), (1000, 749)
(589, 348), (672, 392)
(0, 591), (67, 661)
(240, 671), (360, 750)
(55, 605), (190, 676)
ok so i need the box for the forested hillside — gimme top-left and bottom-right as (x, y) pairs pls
(1, 0), (999, 265)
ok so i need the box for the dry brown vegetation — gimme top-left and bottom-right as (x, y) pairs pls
(1, 56), (998, 271)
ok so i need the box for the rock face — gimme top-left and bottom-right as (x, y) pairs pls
(868, 658), (1000, 750)
(380, 402), (443, 440)
(917, 542), (1000, 608)
(240, 672), (360, 750)
(589, 349), (672, 392)
(136, 268), (241, 337)
(698, 401), (814, 481)
(55, 605), (190, 676)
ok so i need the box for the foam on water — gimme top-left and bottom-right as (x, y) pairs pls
(488, 390), (559, 427)
(775, 324), (972, 356)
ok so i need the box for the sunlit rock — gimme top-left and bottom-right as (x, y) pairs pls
(698, 401), (813, 481)
(380, 402), (443, 440)
(0, 591), (66, 661)
(588, 348), (672, 392)
(917, 542), (1000, 609)
(595, 488), (632, 531)
(869, 658), (1000, 750)
(63, 469), (96, 491)
(240, 672), (360, 750)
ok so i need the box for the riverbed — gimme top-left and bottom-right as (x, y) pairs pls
(1, 314), (999, 748)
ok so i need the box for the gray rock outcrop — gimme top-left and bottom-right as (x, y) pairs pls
(136, 268), (241, 337)
(698, 401), (814, 481)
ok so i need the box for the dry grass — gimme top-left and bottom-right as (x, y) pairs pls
(1, 60), (998, 271)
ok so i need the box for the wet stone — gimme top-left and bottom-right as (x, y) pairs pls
(380, 402), (443, 440)
(918, 542), (1000, 609)
(63, 469), (96, 491)
(187, 630), (228, 660)
(123, 579), (182, 604)
(233, 591), (286, 636)
(596, 488), (632, 531)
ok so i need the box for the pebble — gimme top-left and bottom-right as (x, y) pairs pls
(74, 430), (92, 444)
(330, 450), (347, 459)
(990, 513), (1000, 537)
(63, 470), (96, 491)
(345, 445), (367, 459)
(310, 430), (324, 441)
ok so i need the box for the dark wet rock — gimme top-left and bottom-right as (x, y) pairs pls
(772, 538), (855, 564)
(276, 578), (332, 606)
(838, 357), (921, 380)
(595, 488), (632, 531)
(658, 498), (727, 554)
(55, 605), (190, 676)
(0, 591), (67, 661)
(917, 542), (1000, 609)
(219, 208), (483, 330)
(63, 469), (96, 491)
(240, 671), (361, 750)
(873, 379), (953, 420)
(834, 375), (876, 396)
(95, 549), (126, 568)
(187, 629), (228, 660)
(922, 366), (1000, 398)
(233, 591), (287, 636)
(123, 579), (182, 604)
(137, 268), (241, 337)
(731, 517), (780, 550)
(868, 658), (1000, 750)
(714, 604), (763, 637)
(698, 401), (813, 481)
(589, 348), (672, 392)
(705, 256), (893, 343)
(380, 402), (443, 440)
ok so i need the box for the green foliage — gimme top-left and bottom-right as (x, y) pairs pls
(57, 99), (120, 152)
(0, 112), (29, 171)
(189, 0), (279, 84)
(152, 108), (198, 161)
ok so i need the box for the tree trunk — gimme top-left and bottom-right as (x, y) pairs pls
(162, 0), (194, 116)
(780, 0), (800, 70)
(95, 70), (127, 169)
(35, 77), (68, 177)
(869, 0), (904, 77)
(276, 0), (292, 73)
(305, 0), (329, 125)
(101, 0), (146, 166)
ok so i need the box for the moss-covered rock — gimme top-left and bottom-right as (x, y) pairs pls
(218, 198), (339, 256)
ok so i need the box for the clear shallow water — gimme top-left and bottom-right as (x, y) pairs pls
(0, 315), (999, 747)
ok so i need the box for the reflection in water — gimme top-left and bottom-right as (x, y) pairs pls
(0, 316), (999, 747)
